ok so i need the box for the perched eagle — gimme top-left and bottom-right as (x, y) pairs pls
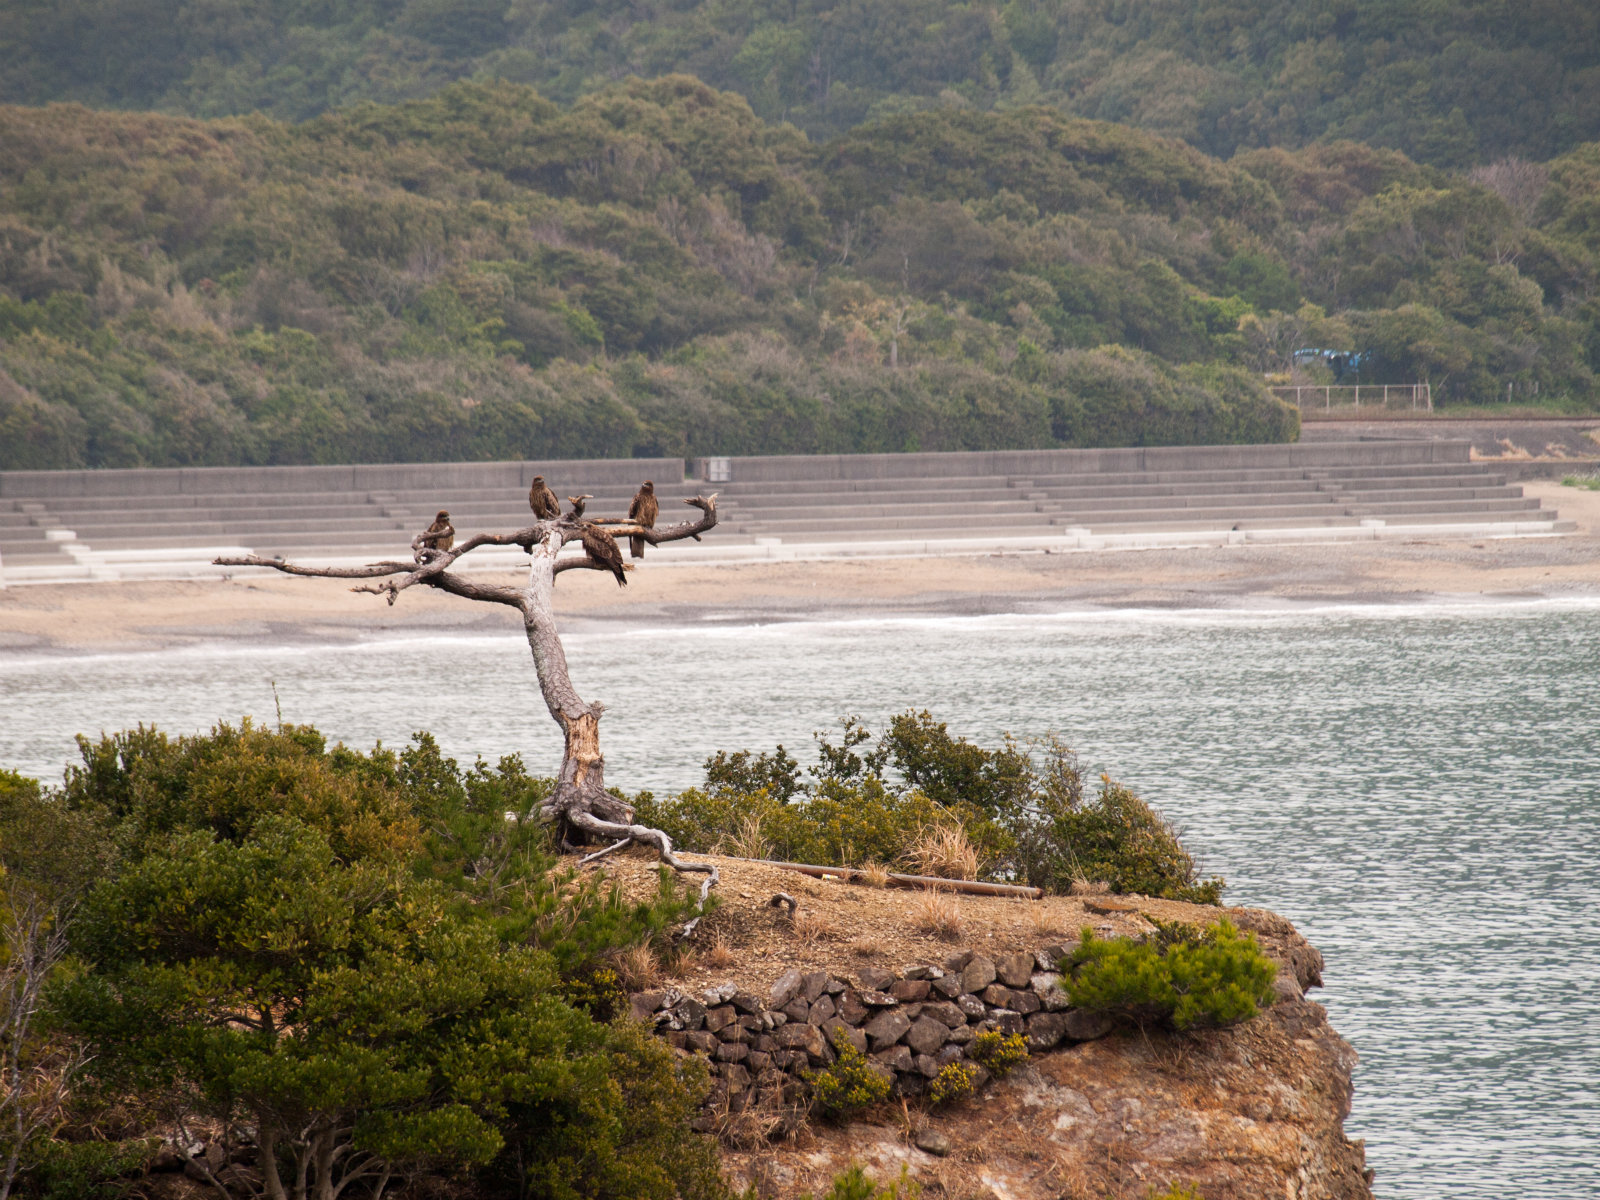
(528, 475), (561, 519)
(421, 510), (454, 552)
(627, 480), (658, 559)
(580, 523), (628, 587)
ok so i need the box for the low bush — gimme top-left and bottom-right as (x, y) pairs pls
(968, 1031), (1029, 1076)
(806, 1164), (920, 1200)
(926, 1062), (978, 1106)
(805, 1032), (892, 1117)
(1012, 772), (1224, 904)
(638, 713), (1225, 903)
(1063, 920), (1278, 1031)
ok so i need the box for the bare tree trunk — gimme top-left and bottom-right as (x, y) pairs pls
(217, 493), (723, 926)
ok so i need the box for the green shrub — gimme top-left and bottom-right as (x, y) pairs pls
(1064, 920), (1278, 1031)
(1145, 1184), (1205, 1200)
(1012, 772), (1224, 904)
(639, 714), (1222, 903)
(16, 722), (725, 1200)
(805, 1164), (920, 1200)
(968, 1031), (1029, 1076)
(926, 1062), (978, 1106)
(804, 1032), (892, 1117)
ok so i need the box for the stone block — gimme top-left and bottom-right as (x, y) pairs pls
(731, 991), (762, 1014)
(889, 979), (931, 1003)
(704, 1004), (737, 1033)
(807, 994), (836, 1024)
(856, 967), (896, 991)
(930, 974), (963, 999)
(935, 1044), (964, 1067)
(738, 1013), (764, 1031)
(1009, 990), (1041, 1015)
(1063, 1010), (1115, 1042)
(904, 965), (942, 981)
(629, 991), (667, 1021)
(901, 1003), (924, 1021)
(753, 1034), (775, 1053)
(1272, 974), (1304, 1004)
(859, 989), (899, 1007)
(905, 1016), (949, 1056)
(961, 956), (997, 994)
(1025, 1012), (1071, 1051)
(825, 977), (847, 995)
(914, 1128), (951, 1157)
(686, 1030), (718, 1053)
(980, 984), (1013, 1008)
(946, 1024), (975, 1044)
(746, 1051), (771, 1073)
(718, 1022), (748, 1044)
(871, 1044), (913, 1073)
(955, 994), (987, 1020)
(993, 1012), (1026, 1036)
(836, 991), (869, 1024)
(715, 1041), (749, 1063)
(945, 950), (975, 972)
(664, 1031), (688, 1049)
(775, 1022), (825, 1057)
(671, 998), (707, 1030)
(800, 970), (831, 1003)
(864, 1009), (912, 1050)
(781, 998), (810, 1023)
(995, 952), (1035, 989)
(769, 968), (804, 1009)
(721, 1062), (750, 1090)
(821, 1018), (867, 1055)
(913, 1053), (940, 1078)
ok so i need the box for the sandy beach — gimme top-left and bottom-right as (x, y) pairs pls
(3, 481), (1597, 654)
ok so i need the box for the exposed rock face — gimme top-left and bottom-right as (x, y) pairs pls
(725, 1001), (1371, 1200)
(632, 895), (1370, 1199)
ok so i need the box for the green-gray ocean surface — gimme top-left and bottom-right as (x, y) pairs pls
(3, 600), (1597, 1198)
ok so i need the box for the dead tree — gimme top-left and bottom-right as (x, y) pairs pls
(216, 494), (721, 928)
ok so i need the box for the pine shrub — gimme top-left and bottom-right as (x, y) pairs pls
(1064, 920), (1277, 1031)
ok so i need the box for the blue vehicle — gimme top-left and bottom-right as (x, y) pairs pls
(1293, 347), (1367, 382)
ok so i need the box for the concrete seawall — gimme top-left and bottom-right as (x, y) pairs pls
(0, 440), (1575, 584)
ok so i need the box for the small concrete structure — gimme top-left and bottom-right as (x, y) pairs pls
(0, 441), (1574, 584)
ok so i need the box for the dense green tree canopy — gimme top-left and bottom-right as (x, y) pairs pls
(2, 0), (1595, 168)
(1, 79), (1595, 470)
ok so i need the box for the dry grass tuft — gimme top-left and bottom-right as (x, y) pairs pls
(1069, 877), (1111, 897)
(709, 1084), (809, 1149)
(791, 909), (840, 945)
(610, 942), (662, 990)
(914, 887), (964, 940)
(905, 823), (980, 881)
(857, 861), (892, 889)
(699, 934), (739, 970)
(850, 937), (888, 959)
(716, 813), (771, 862)
(1027, 902), (1065, 937)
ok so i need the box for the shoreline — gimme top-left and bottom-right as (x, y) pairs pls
(4, 481), (1597, 655)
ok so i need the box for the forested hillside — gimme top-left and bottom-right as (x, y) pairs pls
(1, 79), (1597, 469)
(2, 0), (1596, 167)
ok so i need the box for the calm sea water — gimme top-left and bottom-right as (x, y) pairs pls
(3, 599), (1598, 1199)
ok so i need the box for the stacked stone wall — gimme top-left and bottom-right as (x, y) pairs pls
(630, 944), (1122, 1119)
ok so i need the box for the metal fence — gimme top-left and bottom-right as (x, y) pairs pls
(1270, 383), (1432, 411)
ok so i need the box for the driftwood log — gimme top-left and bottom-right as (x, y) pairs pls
(216, 494), (721, 931)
